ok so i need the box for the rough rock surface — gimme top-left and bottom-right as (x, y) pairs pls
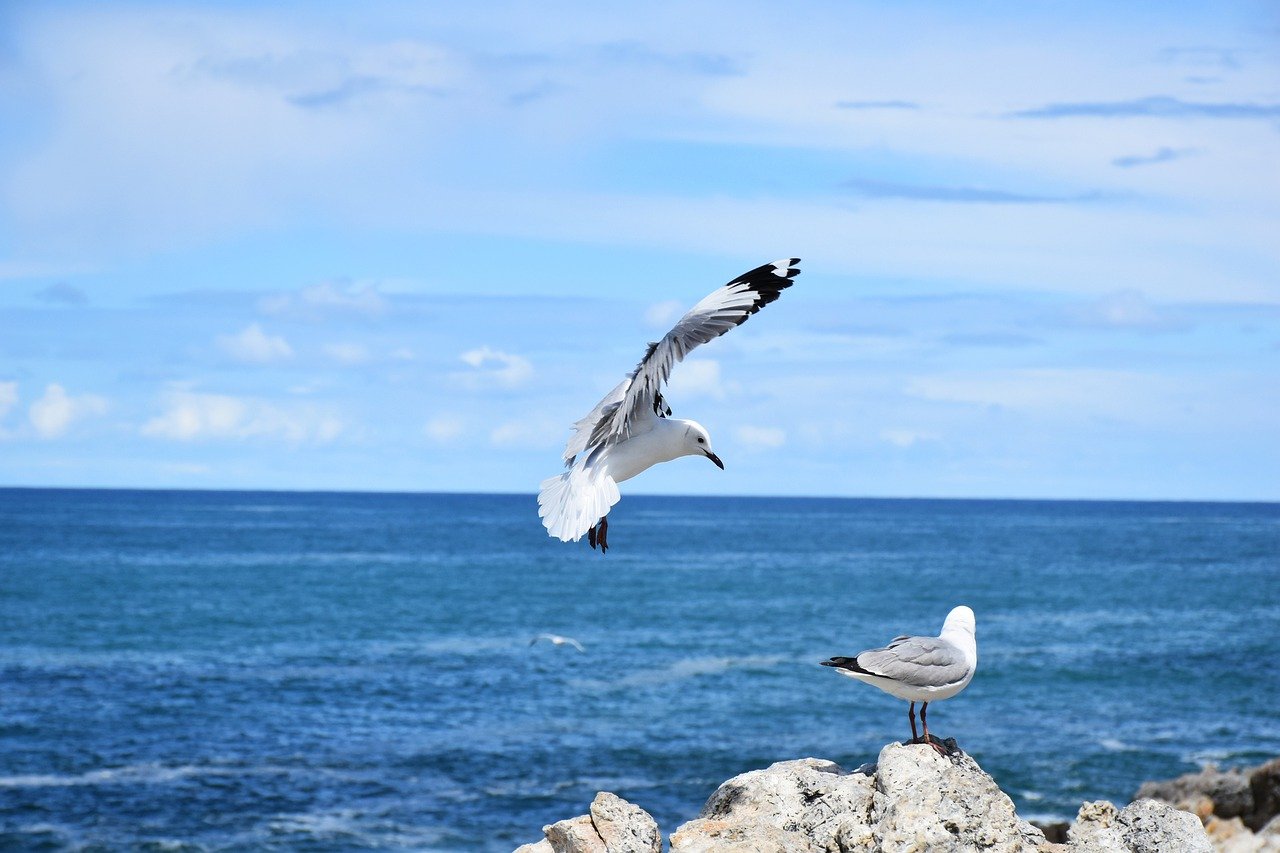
(517, 792), (660, 853)
(1252, 761), (1280, 831)
(1137, 767), (1254, 821)
(665, 744), (1207, 853)
(517, 744), (1217, 852)
(1134, 756), (1280, 850)
(1064, 798), (1213, 852)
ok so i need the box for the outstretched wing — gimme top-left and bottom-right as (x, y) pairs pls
(561, 258), (800, 465)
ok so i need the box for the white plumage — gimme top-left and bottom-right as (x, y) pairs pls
(538, 258), (800, 552)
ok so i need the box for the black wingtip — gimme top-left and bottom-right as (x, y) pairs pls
(727, 258), (801, 326)
(821, 655), (871, 674)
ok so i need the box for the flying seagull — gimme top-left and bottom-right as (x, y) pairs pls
(538, 258), (800, 553)
(821, 606), (977, 754)
(530, 633), (586, 652)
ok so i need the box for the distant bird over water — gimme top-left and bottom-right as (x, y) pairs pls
(538, 258), (800, 553)
(822, 606), (977, 754)
(530, 634), (586, 652)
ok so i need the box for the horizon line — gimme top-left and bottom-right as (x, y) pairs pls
(0, 484), (1276, 506)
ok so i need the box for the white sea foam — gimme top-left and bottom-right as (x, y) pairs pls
(1099, 738), (1138, 752)
(0, 763), (294, 789)
(574, 654), (792, 690)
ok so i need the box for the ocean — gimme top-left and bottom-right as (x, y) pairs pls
(1, 488), (1277, 851)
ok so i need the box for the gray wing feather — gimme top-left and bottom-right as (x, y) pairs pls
(856, 636), (969, 688)
(559, 259), (799, 466)
(562, 377), (630, 465)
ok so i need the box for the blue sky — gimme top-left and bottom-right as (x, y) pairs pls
(1, 1), (1278, 500)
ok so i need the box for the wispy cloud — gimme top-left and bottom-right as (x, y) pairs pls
(424, 415), (466, 443)
(142, 390), (343, 443)
(29, 384), (108, 438)
(1009, 95), (1280, 120)
(594, 41), (741, 77)
(834, 99), (919, 110)
(842, 178), (1101, 205)
(941, 332), (1040, 348)
(507, 80), (563, 107)
(488, 417), (562, 449)
(192, 39), (456, 110)
(216, 324), (294, 364)
(1064, 290), (1190, 332)
(645, 299), (684, 328)
(734, 425), (785, 451)
(456, 346), (534, 389)
(259, 282), (387, 319)
(1111, 146), (1197, 168)
(0, 382), (18, 429)
(881, 429), (940, 448)
(34, 282), (88, 305)
(666, 359), (724, 400)
(322, 342), (371, 365)
(1157, 46), (1241, 71)
(288, 75), (445, 109)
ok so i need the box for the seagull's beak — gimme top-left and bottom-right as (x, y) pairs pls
(705, 451), (725, 470)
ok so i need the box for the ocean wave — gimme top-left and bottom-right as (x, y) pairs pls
(266, 809), (448, 848)
(1098, 738), (1140, 753)
(0, 763), (295, 789)
(574, 654), (792, 690)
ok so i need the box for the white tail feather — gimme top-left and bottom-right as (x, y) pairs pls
(538, 462), (620, 542)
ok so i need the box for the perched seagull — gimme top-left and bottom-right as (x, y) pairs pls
(538, 258), (800, 553)
(821, 606), (977, 754)
(529, 633), (586, 652)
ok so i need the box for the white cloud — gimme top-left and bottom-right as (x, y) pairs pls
(28, 383), (109, 438)
(457, 346), (534, 389)
(734, 425), (786, 450)
(881, 429), (941, 448)
(1067, 290), (1188, 331)
(259, 281), (387, 319)
(424, 415), (465, 443)
(141, 390), (343, 443)
(645, 299), (684, 328)
(160, 462), (211, 475)
(323, 342), (371, 365)
(216, 323), (293, 363)
(488, 418), (563, 449)
(0, 382), (17, 420)
(666, 359), (724, 400)
(905, 369), (1179, 423)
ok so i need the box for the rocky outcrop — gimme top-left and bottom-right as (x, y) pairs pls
(1067, 798), (1212, 852)
(1134, 757), (1280, 852)
(515, 791), (661, 853)
(668, 746), (1050, 852)
(515, 743), (1212, 852)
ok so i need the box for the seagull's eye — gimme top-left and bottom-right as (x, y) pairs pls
(697, 437), (705, 444)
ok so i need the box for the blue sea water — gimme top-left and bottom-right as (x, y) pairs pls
(0, 488), (1277, 851)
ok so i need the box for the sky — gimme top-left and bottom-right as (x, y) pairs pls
(1, 1), (1278, 500)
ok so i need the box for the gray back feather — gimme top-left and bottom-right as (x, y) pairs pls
(855, 635), (970, 688)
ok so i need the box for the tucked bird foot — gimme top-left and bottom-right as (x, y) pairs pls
(587, 517), (609, 554)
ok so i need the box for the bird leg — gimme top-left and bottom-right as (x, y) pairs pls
(908, 701), (919, 742)
(587, 516), (609, 554)
(919, 702), (947, 755)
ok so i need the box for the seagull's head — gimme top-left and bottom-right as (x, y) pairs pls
(681, 421), (724, 470)
(942, 605), (976, 636)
